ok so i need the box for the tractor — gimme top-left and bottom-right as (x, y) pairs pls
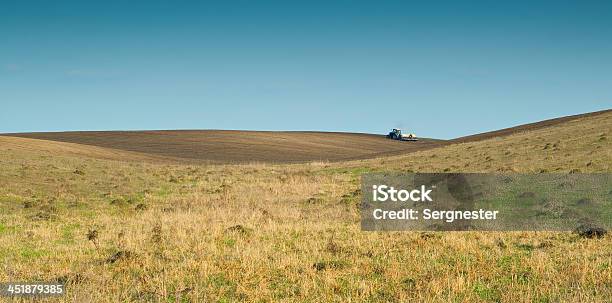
(387, 129), (418, 141)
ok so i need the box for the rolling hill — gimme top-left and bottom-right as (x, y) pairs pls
(1, 109), (610, 163)
(1, 130), (444, 163)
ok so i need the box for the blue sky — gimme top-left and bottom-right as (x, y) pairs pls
(1, 1), (610, 139)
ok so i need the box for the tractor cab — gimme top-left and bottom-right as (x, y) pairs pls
(387, 128), (403, 140)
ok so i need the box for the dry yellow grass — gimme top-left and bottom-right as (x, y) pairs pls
(0, 112), (610, 302)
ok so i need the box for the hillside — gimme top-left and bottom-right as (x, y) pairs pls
(451, 109), (611, 143)
(1, 131), (443, 163)
(2, 109), (609, 164)
(352, 108), (612, 173)
(0, 110), (610, 302)
(0, 135), (179, 163)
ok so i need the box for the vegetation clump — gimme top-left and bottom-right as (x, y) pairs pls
(574, 224), (607, 239)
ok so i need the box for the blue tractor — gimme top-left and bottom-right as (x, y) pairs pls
(387, 129), (418, 141)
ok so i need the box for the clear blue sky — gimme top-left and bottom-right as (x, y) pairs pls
(1, 1), (610, 139)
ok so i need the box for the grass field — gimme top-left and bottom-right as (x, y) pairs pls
(0, 111), (610, 302)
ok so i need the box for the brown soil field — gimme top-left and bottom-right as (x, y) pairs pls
(2, 109), (609, 163)
(2, 130), (444, 163)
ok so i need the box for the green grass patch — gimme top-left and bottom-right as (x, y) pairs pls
(207, 273), (238, 301)
(19, 247), (50, 260)
(320, 166), (375, 176)
(58, 223), (80, 244)
(472, 282), (501, 301)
